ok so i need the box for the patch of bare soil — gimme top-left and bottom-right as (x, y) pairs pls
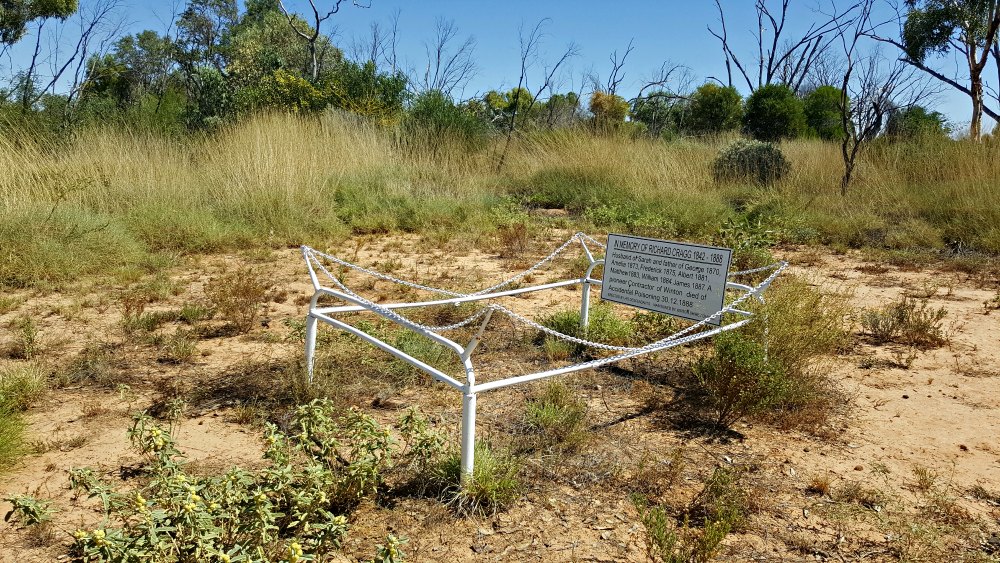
(2, 231), (999, 561)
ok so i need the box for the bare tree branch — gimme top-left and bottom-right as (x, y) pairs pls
(414, 17), (477, 97)
(710, 0), (861, 93)
(278, 0), (366, 81)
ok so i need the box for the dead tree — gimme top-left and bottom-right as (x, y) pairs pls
(277, 0), (366, 82)
(837, 0), (937, 193)
(16, 0), (124, 113)
(414, 17), (477, 97)
(496, 19), (578, 172)
(709, 0), (860, 93)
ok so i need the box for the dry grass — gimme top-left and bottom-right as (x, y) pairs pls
(2, 113), (1000, 290)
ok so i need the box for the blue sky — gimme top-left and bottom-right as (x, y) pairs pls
(6, 0), (996, 133)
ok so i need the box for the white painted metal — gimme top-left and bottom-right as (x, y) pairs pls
(300, 235), (784, 485)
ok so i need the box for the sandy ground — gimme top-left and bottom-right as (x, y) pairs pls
(1, 230), (998, 561)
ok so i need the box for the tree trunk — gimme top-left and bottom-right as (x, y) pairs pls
(971, 78), (984, 139)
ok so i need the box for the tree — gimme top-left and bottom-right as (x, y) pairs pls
(540, 91), (580, 128)
(327, 60), (408, 124)
(277, 0), (361, 83)
(403, 89), (489, 155)
(494, 19), (578, 172)
(837, 0), (937, 193)
(0, 0), (77, 46)
(872, 0), (1000, 139)
(413, 17), (476, 97)
(175, 0), (237, 74)
(687, 83), (742, 134)
(885, 105), (950, 138)
(742, 83), (807, 141)
(803, 85), (844, 140)
(707, 0), (857, 93)
(631, 91), (682, 137)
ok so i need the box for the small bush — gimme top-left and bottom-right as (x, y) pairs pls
(632, 466), (750, 563)
(3, 317), (41, 360)
(693, 331), (790, 428)
(523, 381), (588, 453)
(741, 277), (850, 429)
(539, 304), (633, 356)
(860, 297), (947, 349)
(712, 139), (790, 186)
(63, 399), (440, 561)
(204, 266), (272, 334)
(0, 363), (48, 411)
(436, 442), (521, 515)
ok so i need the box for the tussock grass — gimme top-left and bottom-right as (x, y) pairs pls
(0, 363), (48, 472)
(3, 113), (1000, 289)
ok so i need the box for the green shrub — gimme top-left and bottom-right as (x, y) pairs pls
(742, 83), (807, 141)
(803, 85), (844, 141)
(860, 296), (947, 349)
(401, 90), (491, 155)
(693, 331), (790, 428)
(632, 466), (750, 563)
(540, 304), (633, 355)
(712, 139), (790, 186)
(716, 215), (778, 271)
(686, 83), (743, 135)
(523, 381), (588, 452)
(519, 166), (621, 212)
(740, 277), (850, 428)
(64, 399), (440, 561)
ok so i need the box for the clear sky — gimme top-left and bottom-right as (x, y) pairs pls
(6, 0), (996, 133)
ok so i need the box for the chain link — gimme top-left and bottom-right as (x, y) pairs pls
(302, 237), (787, 355)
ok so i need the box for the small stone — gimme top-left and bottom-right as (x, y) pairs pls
(854, 465), (864, 471)
(902, 394), (909, 399)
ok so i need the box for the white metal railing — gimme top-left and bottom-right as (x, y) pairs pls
(300, 234), (786, 484)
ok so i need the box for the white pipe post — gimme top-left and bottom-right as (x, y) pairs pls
(580, 259), (603, 333)
(460, 361), (477, 485)
(304, 313), (318, 384)
(579, 279), (591, 333)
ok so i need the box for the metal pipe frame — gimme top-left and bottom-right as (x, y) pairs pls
(303, 252), (776, 485)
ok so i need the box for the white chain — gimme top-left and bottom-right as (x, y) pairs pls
(302, 236), (787, 351)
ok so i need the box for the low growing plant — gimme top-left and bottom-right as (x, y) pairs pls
(65, 399), (440, 561)
(693, 331), (790, 428)
(523, 381), (588, 453)
(860, 296), (947, 348)
(712, 139), (790, 186)
(205, 266), (272, 334)
(435, 442), (522, 515)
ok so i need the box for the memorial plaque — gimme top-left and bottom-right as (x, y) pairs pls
(600, 234), (733, 325)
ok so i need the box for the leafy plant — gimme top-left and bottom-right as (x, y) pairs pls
(3, 494), (55, 526)
(693, 331), (790, 428)
(712, 139), (791, 186)
(63, 398), (444, 561)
